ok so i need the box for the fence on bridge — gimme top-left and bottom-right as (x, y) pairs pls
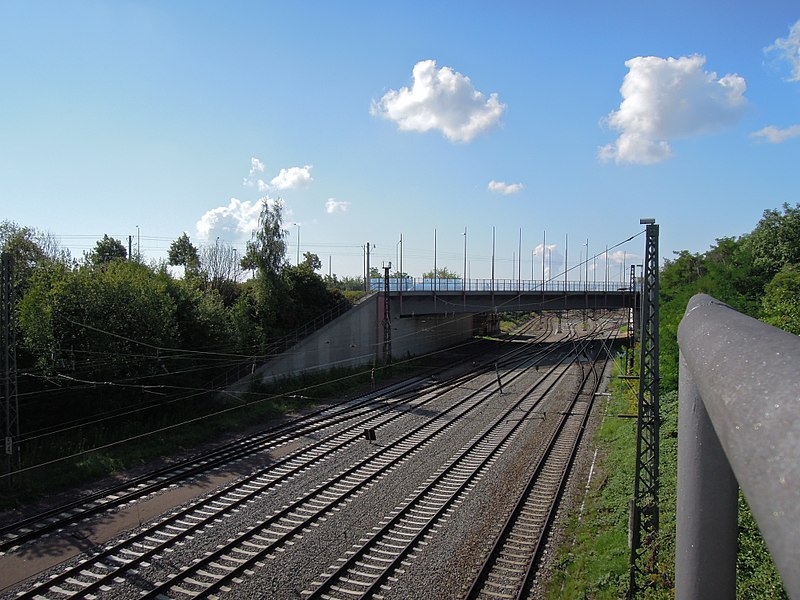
(368, 277), (628, 293)
(676, 294), (799, 598)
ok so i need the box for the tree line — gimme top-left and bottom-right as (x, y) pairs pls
(658, 202), (798, 598)
(1, 201), (356, 434)
(659, 202), (800, 392)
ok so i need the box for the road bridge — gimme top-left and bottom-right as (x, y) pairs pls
(252, 277), (636, 384)
(375, 277), (635, 316)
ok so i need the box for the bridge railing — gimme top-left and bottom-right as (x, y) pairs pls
(676, 294), (799, 599)
(368, 277), (627, 293)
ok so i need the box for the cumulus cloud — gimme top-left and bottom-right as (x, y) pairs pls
(325, 198), (350, 214)
(599, 55), (748, 165)
(371, 59), (506, 143)
(243, 157), (267, 187)
(488, 180), (524, 195)
(249, 157), (266, 175)
(244, 158), (313, 192)
(196, 197), (266, 241)
(270, 165), (314, 190)
(751, 124), (800, 144)
(767, 19), (800, 81)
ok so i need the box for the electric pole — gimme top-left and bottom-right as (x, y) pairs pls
(629, 219), (661, 597)
(382, 263), (392, 370)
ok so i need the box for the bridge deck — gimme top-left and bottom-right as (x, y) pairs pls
(371, 278), (635, 315)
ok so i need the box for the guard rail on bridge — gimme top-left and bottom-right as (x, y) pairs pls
(677, 294), (799, 599)
(369, 277), (627, 293)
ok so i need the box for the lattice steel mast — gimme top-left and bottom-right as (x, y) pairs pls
(629, 219), (660, 596)
(383, 263), (392, 367)
(628, 264), (637, 373)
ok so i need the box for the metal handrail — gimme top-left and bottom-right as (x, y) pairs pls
(677, 294), (799, 599)
(368, 277), (627, 293)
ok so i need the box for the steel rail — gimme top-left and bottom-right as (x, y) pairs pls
(136, 330), (572, 599)
(10, 317), (559, 597)
(301, 332), (603, 600)
(1, 319), (548, 553)
(465, 323), (616, 599)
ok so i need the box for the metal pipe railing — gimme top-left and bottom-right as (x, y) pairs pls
(677, 294), (800, 599)
(367, 277), (628, 292)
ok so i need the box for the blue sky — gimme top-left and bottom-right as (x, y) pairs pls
(2, 1), (798, 282)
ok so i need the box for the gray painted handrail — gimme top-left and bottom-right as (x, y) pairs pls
(677, 293), (799, 599)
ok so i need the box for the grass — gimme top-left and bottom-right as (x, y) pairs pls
(544, 353), (787, 599)
(545, 354), (660, 599)
(499, 311), (537, 333)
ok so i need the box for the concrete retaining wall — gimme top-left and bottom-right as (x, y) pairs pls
(254, 294), (481, 383)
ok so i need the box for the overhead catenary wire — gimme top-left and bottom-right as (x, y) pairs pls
(0, 329), (512, 480)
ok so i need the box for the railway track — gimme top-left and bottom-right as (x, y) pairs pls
(2, 314), (585, 598)
(464, 325), (613, 599)
(0, 317), (551, 556)
(301, 338), (599, 600)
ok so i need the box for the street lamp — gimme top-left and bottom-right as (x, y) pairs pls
(395, 235), (403, 277)
(585, 239), (589, 291)
(463, 227), (467, 289)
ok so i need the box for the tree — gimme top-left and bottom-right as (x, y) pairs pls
(241, 199), (287, 279)
(302, 251), (322, 272)
(0, 221), (71, 294)
(761, 264), (800, 335)
(421, 266), (460, 279)
(199, 241), (242, 306)
(279, 263), (346, 331)
(743, 203), (800, 277)
(87, 234), (127, 266)
(19, 260), (178, 377)
(168, 232), (200, 275)
(331, 275), (364, 291)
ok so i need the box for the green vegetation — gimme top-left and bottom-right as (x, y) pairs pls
(547, 360), (677, 599)
(546, 203), (800, 598)
(0, 204), (363, 503)
(499, 311), (535, 333)
(421, 266), (461, 279)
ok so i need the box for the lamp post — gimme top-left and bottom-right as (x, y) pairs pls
(364, 242), (374, 291)
(433, 228), (437, 291)
(491, 226), (496, 291)
(585, 239), (589, 291)
(395, 237), (401, 275)
(518, 228), (522, 289)
(463, 227), (467, 290)
(542, 230), (546, 291)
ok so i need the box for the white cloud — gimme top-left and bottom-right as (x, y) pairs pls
(243, 157), (267, 187)
(270, 165), (313, 190)
(249, 157), (266, 175)
(488, 180), (524, 195)
(242, 156), (267, 191)
(371, 59), (506, 143)
(257, 179), (270, 192)
(751, 124), (800, 144)
(599, 55), (748, 165)
(767, 19), (800, 81)
(196, 197), (266, 241)
(325, 198), (350, 214)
